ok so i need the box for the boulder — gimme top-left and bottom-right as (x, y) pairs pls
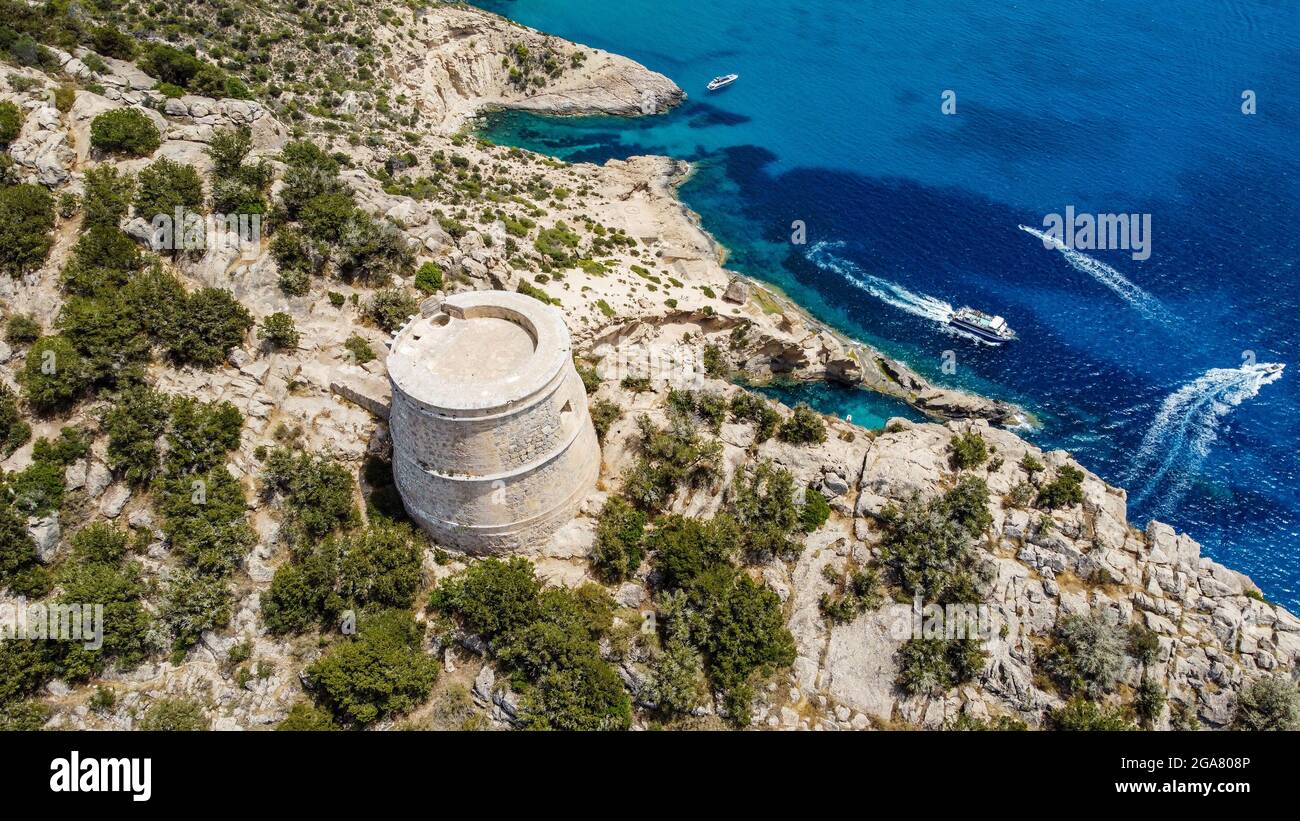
(722, 277), (750, 304)
(27, 514), (61, 563)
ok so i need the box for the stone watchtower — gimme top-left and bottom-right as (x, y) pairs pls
(386, 290), (601, 554)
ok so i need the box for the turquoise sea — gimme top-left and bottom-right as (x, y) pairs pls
(472, 0), (1300, 609)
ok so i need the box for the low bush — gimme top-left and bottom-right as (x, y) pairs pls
(778, 402), (827, 445)
(590, 495), (646, 582)
(89, 108), (160, 157)
(304, 609), (438, 726)
(0, 183), (55, 276)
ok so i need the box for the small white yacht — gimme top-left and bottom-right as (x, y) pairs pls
(707, 74), (739, 91)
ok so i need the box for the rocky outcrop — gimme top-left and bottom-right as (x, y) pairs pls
(400, 5), (684, 131)
(786, 417), (1299, 729)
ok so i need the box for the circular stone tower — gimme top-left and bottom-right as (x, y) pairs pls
(386, 290), (601, 554)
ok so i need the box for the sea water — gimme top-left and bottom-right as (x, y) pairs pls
(472, 0), (1300, 609)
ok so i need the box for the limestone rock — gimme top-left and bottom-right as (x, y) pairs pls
(27, 515), (61, 563)
(723, 277), (751, 304)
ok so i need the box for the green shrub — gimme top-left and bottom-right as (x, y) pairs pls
(1037, 465), (1085, 509)
(54, 291), (150, 385)
(344, 335), (375, 364)
(5, 314), (40, 345)
(0, 100), (22, 147)
(165, 396), (243, 475)
(517, 279), (558, 306)
(648, 514), (740, 590)
(133, 158), (204, 222)
(0, 183), (55, 276)
(1232, 674), (1299, 730)
(1134, 676), (1166, 729)
(7, 457), (64, 516)
(945, 713), (1029, 731)
(727, 460), (802, 561)
(729, 392), (780, 442)
(0, 502), (43, 594)
(643, 608), (707, 719)
(122, 266), (186, 341)
(0, 700), (51, 730)
(305, 609), (438, 726)
(685, 564), (795, 724)
(1126, 623), (1161, 666)
(156, 467), (254, 575)
(668, 389), (727, 433)
(590, 398), (621, 442)
(949, 430), (989, 469)
(0, 636), (57, 706)
(878, 481), (991, 605)
(270, 227), (321, 282)
(414, 261), (444, 293)
(574, 358), (600, 394)
(140, 43), (205, 88)
(521, 653), (632, 731)
(702, 343), (727, 377)
(21, 335), (86, 413)
(1047, 698), (1137, 731)
(621, 415), (723, 512)
(161, 568), (233, 652)
(800, 487), (831, 532)
(432, 559), (630, 730)
(56, 524), (150, 680)
(939, 475), (993, 536)
(1039, 613), (1124, 698)
(276, 702), (338, 731)
(429, 556), (542, 642)
(259, 312), (299, 349)
(89, 108), (160, 156)
(778, 402), (827, 445)
(139, 698), (209, 731)
(819, 565), (883, 624)
(260, 448), (358, 541)
(591, 495), (646, 582)
(896, 637), (987, 695)
(262, 521), (422, 635)
(165, 288), (253, 367)
(90, 25), (136, 60)
(80, 165), (135, 230)
(0, 383), (31, 458)
(365, 288), (418, 332)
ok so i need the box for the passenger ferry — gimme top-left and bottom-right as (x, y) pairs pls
(949, 306), (1017, 344)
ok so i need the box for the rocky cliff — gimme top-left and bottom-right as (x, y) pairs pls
(393, 5), (684, 131)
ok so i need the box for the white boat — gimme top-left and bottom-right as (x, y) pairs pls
(707, 74), (739, 91)
(948, 306), (1017, 344)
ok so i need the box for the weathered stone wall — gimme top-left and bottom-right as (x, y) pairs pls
(387, 291), (601, 554)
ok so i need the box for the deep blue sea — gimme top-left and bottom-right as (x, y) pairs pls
(472, 0), (1300, 609)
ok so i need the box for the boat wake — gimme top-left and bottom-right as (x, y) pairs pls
(1018, 224), (1175, 325)
(1128, 362), (1285, 513)
(807, 241), (956, 326)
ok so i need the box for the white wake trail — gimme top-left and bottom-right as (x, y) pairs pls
(807, 242), (954, 325)
(1129, 362), (1285, 511)
(1018, 224), (1174, 324)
